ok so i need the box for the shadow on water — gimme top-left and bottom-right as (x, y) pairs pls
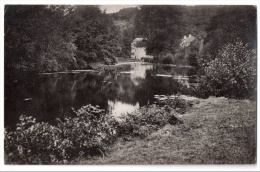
(5, 63), (195, 129)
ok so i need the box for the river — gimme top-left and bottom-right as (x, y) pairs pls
(5, 63), (196, 129)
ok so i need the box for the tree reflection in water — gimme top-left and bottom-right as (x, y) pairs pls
(5, 63), (195, 129)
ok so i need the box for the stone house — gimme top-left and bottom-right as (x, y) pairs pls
(131, 38), (153, 60)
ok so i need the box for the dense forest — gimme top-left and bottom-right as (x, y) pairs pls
(5, 5), (121, 75)
(5, 5), (257, 97)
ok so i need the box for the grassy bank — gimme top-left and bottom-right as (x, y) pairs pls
(76, 97), (256, 164)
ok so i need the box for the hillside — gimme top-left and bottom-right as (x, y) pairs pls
(110, 7), (138, 58)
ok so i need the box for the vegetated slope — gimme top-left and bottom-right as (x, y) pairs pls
(79, 97), (256, 164)
(110, 7), (138, 58)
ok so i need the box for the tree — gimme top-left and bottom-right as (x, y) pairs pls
(110, 7), (138, 21)
(181, 6), (218, 39)
(203, 6), (257, 58)
(197, 41), (256, 98)
(111, 7), (138, 58)
(135, 5), (183, 57)
(5, 5), (76, 73)
(5, 5), (122, 74)
(71, 6), (121, 67)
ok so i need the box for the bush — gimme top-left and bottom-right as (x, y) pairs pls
(5, 97), (188, 164)
(162, 53), (174, 64)
(116, 104), (180, 139)
(116, 96), (186, 139)
(104, 57), (117, 65)
(5, 116), (60, 164)
(5, 105), (118, 164)
(156, 52), (175, 64)
(197, 41), (256, 98)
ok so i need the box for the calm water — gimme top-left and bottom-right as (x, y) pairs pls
(5, 63), (195, 129)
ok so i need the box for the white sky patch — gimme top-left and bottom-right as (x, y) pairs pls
(100, 5), (139, 13)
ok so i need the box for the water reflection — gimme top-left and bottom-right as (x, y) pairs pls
(5, 63), (195, 128)
(108, 100), (139, 117)
(130, 64), (153, 86)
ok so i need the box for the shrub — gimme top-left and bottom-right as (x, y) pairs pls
(66, 105), (118, 154)
(5, 98), (188, 164)
(116, 104), (178, 139)
(156, 52), (175, 64)
(5, 105), (118, 164)
(116, 96), (186, 139)
(197, 41), (256, 98)
(103, 57), (111, 65)
(4, 116), (62, 164)
(162, 53), (174, 64)
(155, 95), (190, 114)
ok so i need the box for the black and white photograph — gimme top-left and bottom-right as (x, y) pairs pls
(1, 0), (259, 170)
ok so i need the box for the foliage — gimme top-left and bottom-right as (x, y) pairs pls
(5, 95), (189, 164)
(60, 105), (118, 156)
(155, 52), (187, 66)
(5, 5), (77, 73)
(5, 116), (61, 164)
(118, 25), (135, 58)
(155, 96), (190, 114)
(116, 105), (170, 138)
(116, 96), (185, 139)
(159, 53), (174, 64)
(203, 6), (256, 58)
(134, 5), (218, 59)
(110, 7), (138, 21)
(72, 6), (120, 67)
(5, 5), (122, 76)
(135, 5), (183, 56)
(5, 105), (118, 164)
(111, 8), (137, 58)
(155, 51), (189, 66)
(187, 52), (199, 67)
(181, 6), (218, 39)
(135, 39), (147, 48)
(196, 41), (256, 98)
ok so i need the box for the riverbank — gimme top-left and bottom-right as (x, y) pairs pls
(75, 97), (256, 164)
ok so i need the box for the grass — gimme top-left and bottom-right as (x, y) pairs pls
(76, 97), (256, 164)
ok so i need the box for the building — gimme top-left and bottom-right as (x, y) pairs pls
(180, 34), (196, 58)
(131, 38), (153, 60)
(180, 34), (196, 48)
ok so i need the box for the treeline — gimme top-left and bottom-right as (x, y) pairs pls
(134, 5), (256, 64)
(6, 5), (256, 72)
(5, 5), (121, 75)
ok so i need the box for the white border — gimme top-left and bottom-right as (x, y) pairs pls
(0, 0), (259, 171)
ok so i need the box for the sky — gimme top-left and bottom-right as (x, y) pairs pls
(99, 5), (139, 13)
